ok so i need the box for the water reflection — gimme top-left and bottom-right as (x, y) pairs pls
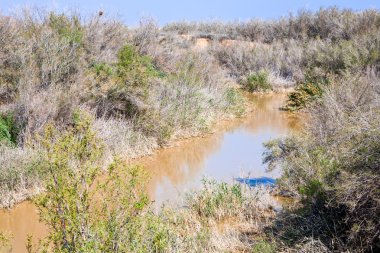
(141, 93), (302, 207)
(0, 93), (302, 252)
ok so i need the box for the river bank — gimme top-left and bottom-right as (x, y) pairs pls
(0, 93), (301, 253)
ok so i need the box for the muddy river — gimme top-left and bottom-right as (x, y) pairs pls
(0, 93), (301, 253)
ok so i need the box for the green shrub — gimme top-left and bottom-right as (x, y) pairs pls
(283, 81), (323, 111)
(0, 114), (18, 145)
(298, 179), (325, 203)
(186, 179), (245, 221)
(116, 44), (160, 87)
(243, 71), (271, 92)
(225, 88), (245, 116)
(92, 62), (114, 77)
(48, 13), (84, 45)
(32, 111), (171, 252)
(252, 240), (276, 253)
(90, 45), (161, 118)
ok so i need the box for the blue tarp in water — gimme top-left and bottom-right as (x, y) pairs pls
(235, 177), (276, 187)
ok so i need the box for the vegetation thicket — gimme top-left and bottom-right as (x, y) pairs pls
(0, 10), (241, 207)
(263, 71), (380, 252)
(0, 7), (379, 253)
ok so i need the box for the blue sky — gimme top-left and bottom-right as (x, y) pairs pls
(1, 0), (378, 26)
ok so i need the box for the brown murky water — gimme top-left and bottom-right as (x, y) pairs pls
(0, 93), (301, 252)
(143, 93), (301, 207)
(0, 202), (47, 253)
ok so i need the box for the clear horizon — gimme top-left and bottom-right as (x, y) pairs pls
(1, 0), (379, 26)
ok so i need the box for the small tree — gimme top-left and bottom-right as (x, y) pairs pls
(32, 112), (151, 252)
(35, 111), (103, 252)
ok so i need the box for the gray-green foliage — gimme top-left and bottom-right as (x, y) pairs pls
(31, 112), (167, 252)
(0, 10), (242, 209)
(264, 72), (380, 252)
(163, 8), (380, 42)
(48, 12), (84, 45)
(134, 53), (241, 144)
(91, 44), (160, 118)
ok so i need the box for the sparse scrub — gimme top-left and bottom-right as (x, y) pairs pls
(0, 9), (241, 206)
(212, 39), (302, 87)
(139, 53), (237, 142)
(132, 17), (159, 56)
(168, 180), (277, 252)
(163, 8), (380, 42)
(264, 71), (380, 252)
(283, 31), (380, 110)
(1, 6), (380, 252)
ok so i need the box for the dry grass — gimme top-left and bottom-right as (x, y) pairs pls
(0, 146), (43, 208)
(212, 39), (303, 85)
(92, 118), (158, 163)
(160, 181), (278, 252)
